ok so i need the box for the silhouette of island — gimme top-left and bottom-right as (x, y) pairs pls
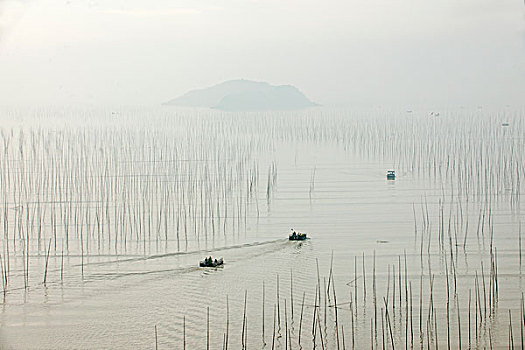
(163, 79), (318, 111)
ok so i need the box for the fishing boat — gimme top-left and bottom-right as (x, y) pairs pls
(289, 229), (307, 241)
(199, 257), (224, 267)
(386, 170), (396, 180)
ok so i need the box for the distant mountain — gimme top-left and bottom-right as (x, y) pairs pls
(163, 79), (318, 111)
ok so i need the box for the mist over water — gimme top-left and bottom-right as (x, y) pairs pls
(1, 0), (524, 108)
(0, 106), (522, 348)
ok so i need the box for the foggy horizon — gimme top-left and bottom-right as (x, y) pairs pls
(0, 0), (524, 109)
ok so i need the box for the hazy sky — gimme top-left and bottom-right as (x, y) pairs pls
(0, 0), (524, 108)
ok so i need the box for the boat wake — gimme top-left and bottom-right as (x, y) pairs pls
(71, 238), (287, 268)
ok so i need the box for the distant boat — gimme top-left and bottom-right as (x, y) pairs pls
(502, 123), (510, 127)
(387, 170), (396, 180)
(289, 229), (307, 241)
(200, 257), (224, 267)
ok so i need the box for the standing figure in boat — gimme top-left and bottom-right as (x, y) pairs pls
(200, 256), (224, 267)
(289, 229), (307, 241)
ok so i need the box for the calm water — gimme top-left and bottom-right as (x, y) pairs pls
(0, 107), (523, 349)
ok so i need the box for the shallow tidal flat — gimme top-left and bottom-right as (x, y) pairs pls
(0, 106), (523, 349)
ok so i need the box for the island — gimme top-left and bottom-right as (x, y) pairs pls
(163, 79), (318, 111)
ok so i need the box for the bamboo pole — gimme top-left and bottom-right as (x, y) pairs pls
(155, 324), (158, 350)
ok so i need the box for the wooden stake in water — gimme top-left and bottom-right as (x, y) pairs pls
(277, 274), (281, 332)
(519, 221), (521, 272)
(312, 287), (318, 344)
(272, 304), (276, 350)
(469, 289), (472, 349)
(324, 278), (327, 332)
(342, 324), (346, 350)
(299, 291), (305, 346)
(332, 275), (341, 350)
(60, 238), (64, 281)
(327, 250), (334, 300)
(225, 296), (229, 350)
(355, 256), (358, 311)
(404, 251), (408, 350)
(383, 297), (395, 349)
(457, 294), (462, 349)
(291, 270), (294, 321)
(155, 324), (158, 350)
(285, 299), (288, 350)
(43, 237), (52, 285)
(316, 294), (326, 350)
(381, 307), (385, 350)
(409, 282), (413, 348)
(262, 281), (266, 345)
(242, 290), (247, 349)
(362, 253), (367, 300)
(520, 293), (525, 350)
(207, 307), (210, 350)
(434, 312), (438, 350)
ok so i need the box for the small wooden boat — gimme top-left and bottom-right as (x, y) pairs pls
(289, 230), (307, 241)
(200, 257), (224, 267)
(386, 170), (396, 180)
